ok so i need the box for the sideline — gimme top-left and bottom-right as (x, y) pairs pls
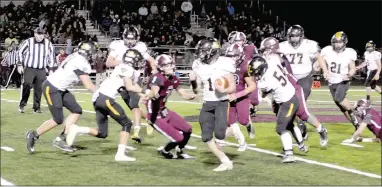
(1, 98), (381, 179)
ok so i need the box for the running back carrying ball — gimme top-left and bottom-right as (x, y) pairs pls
(215, 77), (229, 89)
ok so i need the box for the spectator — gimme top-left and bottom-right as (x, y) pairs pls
(161, 2), (168, 13)
(227, 2), (235, 16)
(138, 4), (148, 16)
(55, 48), (68, 68)
(109, 21), (120, 38)
(5, 32), (19, 49)
(94, 50), (107, 88)
(150, 2), (158, 15)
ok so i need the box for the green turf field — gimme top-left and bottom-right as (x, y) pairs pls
(1, 87), (381, 185)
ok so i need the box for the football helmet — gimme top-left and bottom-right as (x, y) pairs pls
(228, 31), (247, 46)
(123, 26), (140, 47)
(77, 41), (98, 60)
(331, 31), (348, 52)
(156, 54), (175, 76)
(365, 40), (376, 52)
(123, 49), (144, 70)
(260, 37), (280, 56)
(353, 99), (371, 117)
(248, 55), (268, 81)
(195, 38), (221, 64)
(287, 25), (304, 48)
(225, 43), (244, 64)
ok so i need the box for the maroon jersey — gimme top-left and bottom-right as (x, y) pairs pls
(234, 61), (249, 92)
(243, 44), (258, 61)
(146, 73), (180, 120)
(361, 108), (382, 137)
(144, 61), (152, 77)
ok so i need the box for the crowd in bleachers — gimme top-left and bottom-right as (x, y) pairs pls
(0, 0), (90, 49)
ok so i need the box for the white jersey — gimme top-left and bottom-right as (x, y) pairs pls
(364, 51), (381, 71)
(321, 46), (357, 84)
(95, 63), (140, 100)
(109, 40), (150, 63)
(257, 61), (295, 104)
(192, 56), (235, 101)
(47, 53), (91, 91)
(279, 39), (320, 79)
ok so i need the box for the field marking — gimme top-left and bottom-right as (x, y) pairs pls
(1, 98), (381, 179)
(340, 143), (364, 148)
(0, 146), (15, 152)
(1, 178), (15, 186)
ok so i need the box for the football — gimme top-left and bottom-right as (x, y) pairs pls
(215, 77), (229, 89)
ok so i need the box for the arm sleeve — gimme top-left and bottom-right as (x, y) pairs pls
(18, 39), (29, 65)
(148, 75), (164, 87)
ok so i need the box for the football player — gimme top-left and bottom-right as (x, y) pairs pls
(228, 31), (260, 117)
(279, 25), (329, 136)
(106, 26), (156, 143)
(25, 41), (98, 154)
(225, 43), (257, 151)
(145, 54), (196, 159)
(65, 49), (151, 161)
(321, 31), (358, 129)
(343, 99), (381, 143)
(355, 41), (382, 102)
(261, 37), (328, 147)
(189, 38), (236, 171)
(248, 56), (301, 163)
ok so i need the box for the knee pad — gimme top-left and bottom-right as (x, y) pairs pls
(214, 129), (226, 140)
(276, 124), (288, 135)
(201, 131), (213, 143)
(96, 130), (108, 139)
(53, 115), (64, 125)
(72, 105), (83, 115)
(121, 118), (133, 133)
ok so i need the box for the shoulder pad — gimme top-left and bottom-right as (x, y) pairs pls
(109, 40), (124, 50)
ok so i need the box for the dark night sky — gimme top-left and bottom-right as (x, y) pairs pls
(263, 0), (381, 52)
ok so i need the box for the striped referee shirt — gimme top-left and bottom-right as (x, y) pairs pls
(18, 38), (55, 69)
(4, 50), (18, 66)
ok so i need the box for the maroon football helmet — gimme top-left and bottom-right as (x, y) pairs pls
(156, 54), (175, 76)
(260, 37), (280, 56)
(225, 43), (244, 64)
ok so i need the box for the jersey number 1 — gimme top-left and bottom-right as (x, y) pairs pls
(207, 78), (214, 91)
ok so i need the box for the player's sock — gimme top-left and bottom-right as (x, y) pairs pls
(315, 123), (323, 132)
(232, 123), (245, 146)
(280, 132), (293, 155)
(178, 131), (191, 149)
(133, 125), (141, 137)
(117, 144), (126, 155)
(76, 126), (90, 134)
(366, 95), (371, 101)
(291, 126), (303, 144)
(347, 109), (358, 125)
(225, 126), (233, 137)
(164, 142), (178, 152)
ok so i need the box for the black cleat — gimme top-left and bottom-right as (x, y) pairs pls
(33, 108), (42, 113)
(158, 149), (175, 159)
(319, 127), (328, 147)
(176, 148), (194, 159)
(26, 131), (38, 154)
(19, 106), (24, 113)
(53, 139), (75, 152)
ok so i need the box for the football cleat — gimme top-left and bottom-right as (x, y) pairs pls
(176, 148), (194, 159)
(298, 143), (309, 153)
(158, 149), (175, 159)
(213, 161), (233, 172)
(26, 131), (38, 154)
(319, 127), (328, 147)
(115, 153), (136, 162)
(281, 155), (296, 163)
(19, 106), (24, 113)
(53, 139), (75, 152)
(237, 143), (248, 152)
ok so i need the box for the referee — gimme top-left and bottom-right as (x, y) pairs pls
(18, 27), (55, 113)
(3, 43), (21, 88)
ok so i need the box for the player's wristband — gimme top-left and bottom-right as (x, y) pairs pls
(190, 80), (197, 90)
(234, 90), (247, 99)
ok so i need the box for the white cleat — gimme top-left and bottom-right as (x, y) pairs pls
(281, 155), (296, 163)
(213, 161), (233, 172)
(184, 145), (197, 150)
(115, 154), (136, 162)
(66, 124), (79, 146)
(125, 145), (137, 151)
(237, 143), (247, 152)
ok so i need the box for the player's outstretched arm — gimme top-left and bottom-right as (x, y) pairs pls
(177, 88), (196, 100)
(344, 122), (368, 143)
(79, 74), (97, 93)
(123, 76), (143, 93)
(355, 62), (366, 70)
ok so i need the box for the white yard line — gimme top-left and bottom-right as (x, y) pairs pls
(1, 98), (381, 179)
(1, 146), (15, 152)
(1, 178), (15, 186)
